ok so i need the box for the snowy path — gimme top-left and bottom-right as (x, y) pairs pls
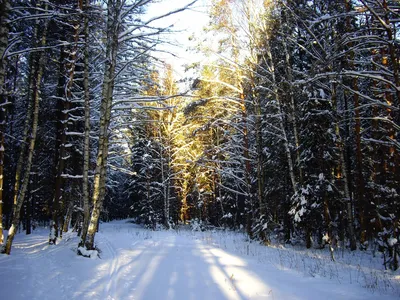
(0, 220), (398, 300)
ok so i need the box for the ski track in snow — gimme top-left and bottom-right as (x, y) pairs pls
(0, 221), (399, 300)
(100, 233), (120, 300)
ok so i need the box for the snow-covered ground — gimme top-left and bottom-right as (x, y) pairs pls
(1, 220), (399, 300)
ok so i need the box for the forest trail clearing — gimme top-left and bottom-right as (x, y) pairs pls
(0, 220), (398, 300)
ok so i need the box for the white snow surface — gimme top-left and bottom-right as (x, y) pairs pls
(1, 220), (399, 300)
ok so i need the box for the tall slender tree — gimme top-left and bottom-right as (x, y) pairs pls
(4, 1), (50, 254)
(0, 0), (10, 247)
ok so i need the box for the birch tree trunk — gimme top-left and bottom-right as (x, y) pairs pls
(80, 0), (91, 246)
(282, 34), (302, 184)
(4, 6), (49, 253)
(238, 92), (253, 238)
(264, 37), (300, 244)
(266, 42), (297, 195)
(159, 128), (170, 228)
(84, 0), (120, 250)
(11, 0), (42, 236)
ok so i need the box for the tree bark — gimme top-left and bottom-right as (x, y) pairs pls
(4, 6), (48, 253)
(280, 12), (302, 184)
(10, 0), (45, 237)
(267, 41), (297, 195)
(62, 200), (73, 233)
(51, 46), (67, 244)
(240, 92), (253, 238)
(52, 0), (84, 243)
(84, 0), (120, 250)
(0, 0), (10, 247)
(159, 128), (170, 228)
(80, 0), (91, 246)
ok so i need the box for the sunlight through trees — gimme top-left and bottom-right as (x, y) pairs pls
(0, 0), (398, 271)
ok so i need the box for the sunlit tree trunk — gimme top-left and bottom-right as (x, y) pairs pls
(84, 0), (120, 250)
(80, 0), (91, 246)
(4, 3), (49, 253)
(11, 6), (42, 233)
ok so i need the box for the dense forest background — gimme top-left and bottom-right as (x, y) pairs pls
(0, 0), (398, 270)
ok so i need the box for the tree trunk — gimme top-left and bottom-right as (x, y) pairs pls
(52, 0), (84, 243)
(240, 92), (253, 238)
(267, 42), (297, 195)
(331, 80), (357, 250)
(255, 99), (264, 217)
(10, 0), (46, 237)
(62, 200), (73, 233)
(80, 0), (91, 247)
(0, 0), (10, 247)
(281, 16), (302, 184)
(84, 0), (121, 250)
(12, 56), (37, 226)
(160, 130), (170, 228)
(25, 195), (31, 235)
(51, 47), (67, 244)
(4, 10), (48, 253)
